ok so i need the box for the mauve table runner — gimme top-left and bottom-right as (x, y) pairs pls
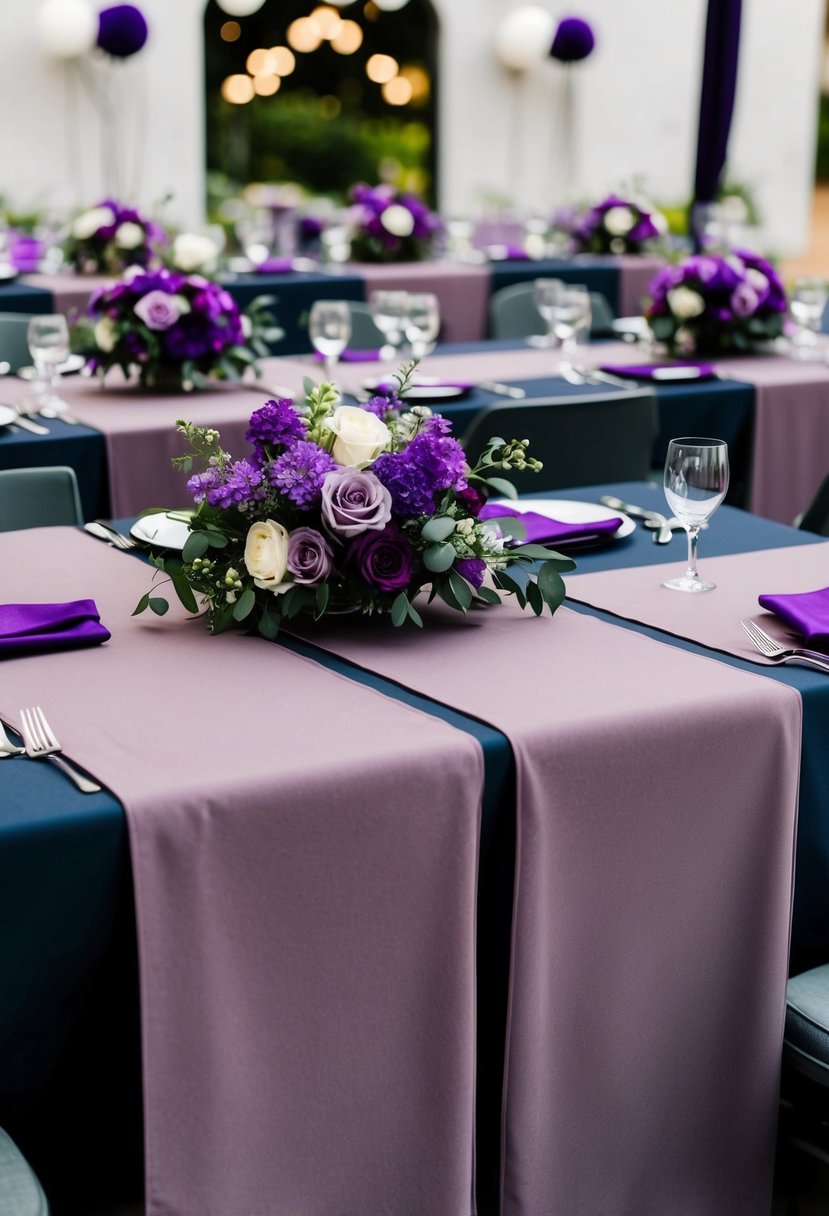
(296, 599), (802, 1216)
(0, 529), (483, 1216)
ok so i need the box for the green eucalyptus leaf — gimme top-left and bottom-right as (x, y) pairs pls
(182, 531), (210, 562)
(424, 542), (457, 573)
(421, 515), (456, 543)
(205, 531), (229, 549)
(474, 585), (501, 605)
(170, 574), (199, 615)
(485, 477), (518, 499)
(258, 609), (280, 640)
(537, 562), (566, 613)
(493, 570), (526, 607)
(391, 594), (409, 627)
(315, 583), (330, 618)
(447, 569), (473, 610)
(437, 579), (463, 612)
(132, 593), (150, 617)
(525, 579), (544, 616)
(407, 600), (424, 627)
(148, 597), (169, 616)
(232, 587), (256, 622)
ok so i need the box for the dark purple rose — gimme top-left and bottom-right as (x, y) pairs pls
(320, 468), (392, 536)
(730, 283), (759, 318)
(287, 527), (333, 585)
(456, 558), (486, 589)
(349, 527), (416, 593)
(550, 17), (595, 63)
(97, 5), (149, 57)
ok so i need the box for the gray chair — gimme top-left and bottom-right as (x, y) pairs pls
(0, 1127), (50, 1215)
(459, 389), (657, 494)
(776, 965), (829, 1210)
(0, 312), (35, 374)
(0, 467), (83, 532)
(489, 282), (616, 341)
(796, 473), (829, 535)
(346, 302), (386, 349)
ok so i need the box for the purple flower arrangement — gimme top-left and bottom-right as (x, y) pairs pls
(134, 366), (573, 633)
(645, 250), (787, 356)
(80, 266), (279, 390)
(348, 184), (443, 263)
(64, 198), (164, 274)
(566, 194), (665, 255)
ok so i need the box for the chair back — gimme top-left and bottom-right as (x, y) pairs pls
(0, 312), (35, 374)
(346, 302), (386, 349)
(489, 282), (616, 341)
(460, 389), (657, 494)
(0, 1126), (50, 1215)
(0, 466), (83, 532)
(797, 473), (829, 535)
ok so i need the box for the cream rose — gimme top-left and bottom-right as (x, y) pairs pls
(115, 221), (145, 250)
(667, 286), (705, 319)
(93, 317), (118, 352)
(603, 206), (635, 237)
(72, 206), (116, 240)
(172, 232), (219, 273)
(244, 520), (290, 594)
(323, 405), (391, 467)
(381, 204), (415, 238)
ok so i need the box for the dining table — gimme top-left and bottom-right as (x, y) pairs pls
(1, 482), (823, 1216)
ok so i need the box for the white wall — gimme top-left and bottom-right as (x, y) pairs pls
(0, 0), (823, 253)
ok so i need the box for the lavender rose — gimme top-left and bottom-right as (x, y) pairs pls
(287, 527), (333, 585)
(320, 467), (392, 536)
(134, 289), (189, 331)
(349, 527), (416, 593)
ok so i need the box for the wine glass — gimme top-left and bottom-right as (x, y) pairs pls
(369, 290), (409, 361)
(27, 314), (70, 411)
(308, 300), (351, 379)
(405, 292), (440, 358)
(532, 277), (565, 346)
(550, 284), (591, 356)
(662, 437), (730, 593)
(789, 277), (828, 360)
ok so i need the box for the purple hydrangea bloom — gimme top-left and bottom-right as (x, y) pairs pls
(206, 459), (266, 509)
(456, 558), (486, 589)
(246, 398), (307, 461)
(373, 431), (469, 516)
(268, 440), (337, 507)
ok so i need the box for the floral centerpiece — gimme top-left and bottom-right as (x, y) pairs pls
(348, 184), (443, 263)
(645, 250), (787, 356)
(565, 194), (665, 255)
(75, 267), (280, 390)
(64, 199), (163, 274)
(134, 365), (573, 633)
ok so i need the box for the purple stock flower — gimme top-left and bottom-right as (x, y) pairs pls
(187, 466), (223, 504)
(246, 398), (307, 459)
(348, 526), (416, 593)
(361, 394), (398, 420)
(320, 467), (392, 536)
(373, 431), (468, 516)
(456, 558), (486, 589)
(550, 16), (595, 62)
(268, 441), (336, 507)
(206, 460), (266, 509)
(287, 527), (333, 585)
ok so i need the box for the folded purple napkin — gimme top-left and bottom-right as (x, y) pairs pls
(314, 349), (381, 364)
(0, 599), (110, 659)
(369, 378), (475, 395)
(255, 258), (295, 274)
(599, 361), (717, 382)
(758, 586), (829, 649)
(477, 503), (623, 546)
(485, 243), (531, 261)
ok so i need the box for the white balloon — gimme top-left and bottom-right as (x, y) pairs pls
(494, 6), (556, 72)
(216, 0), (266, 15)
(374, 0), (411, 10)
(36, 0), (96, 59)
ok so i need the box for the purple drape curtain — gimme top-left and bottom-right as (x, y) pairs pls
(691, 0), (743, 249)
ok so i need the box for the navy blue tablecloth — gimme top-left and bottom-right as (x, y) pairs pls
(225, 270), (366, 356)
(487, 257), (621, 312)
(0, 416), (107, 519)
(0, 281), (54, 315)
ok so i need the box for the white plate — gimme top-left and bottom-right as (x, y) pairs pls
(362, 375), (470, 401)
(611, 316), (649, 337)
(130, 511), (193, 551)
(0, 404), (19, 429)
(19, 353), (86, 380)
(488, 497), (635, 541)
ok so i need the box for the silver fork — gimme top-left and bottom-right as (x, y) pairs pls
(0, 721), (25, 757)
(92, 520), (138, 550)
(18, 707), (102, 793)
(740, 619), (829, 673)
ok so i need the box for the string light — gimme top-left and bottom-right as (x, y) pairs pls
(220, 20), (241, 41)
(330, 19), (362, 53)
(366, 53), (398, 83)
(310, 5), (344, 39)
(270, 45), (296, 75)
(247, 47), (277, 75)
(253, 73), (281, 96)
(381, 75), (412, 105)
(221, 73), (255, 104)
(287, 17), (322, 52)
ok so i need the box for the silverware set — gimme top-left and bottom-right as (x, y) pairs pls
(740, 619), (829, 672)
(599, 494), (676, 545)
(83, 520), (139, 550)
(0, 709), (102, 793)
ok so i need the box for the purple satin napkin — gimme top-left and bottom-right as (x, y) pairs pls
(478, 503), (623, 546)
(314, 349), (381, 364)
(599, 361), (717, 381)
(758, 586), (829, 648)
(255, 258), (295, 274)
(0, 599), (110, 659)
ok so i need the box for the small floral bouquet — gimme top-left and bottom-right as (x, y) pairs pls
(566, 194), (665, 255)
(134, 365), (573, 634)
(76, 267), (280, 390)
(64, 199), (164, 274)
(645, 250), (787, 356)
(348, 184), (443, 263)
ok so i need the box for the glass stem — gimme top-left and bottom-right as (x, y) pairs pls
(685, 525), (701, 579)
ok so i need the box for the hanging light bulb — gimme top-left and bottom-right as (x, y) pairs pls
(494, 6), (556, 72)
(373, 0), (410, 10)
(215, 0), (266, 17)
(36, 0), (97, 58)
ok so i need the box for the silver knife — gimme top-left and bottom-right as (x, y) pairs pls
(7, 409), (49, 436)
(478, 380), (527, 399)
(581, 368), (636, 390)
(599, 494), (673, 544)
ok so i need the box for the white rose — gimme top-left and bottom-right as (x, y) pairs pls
(173, 232), (219, 274)
(244, 520), (290, 595)
(603, 206), (635, 237)
(72, 206), (116, 240)
(115, 222), (145, 250)
(323, 405), (392, 467)
(667, 286), (705, 319)
(123, 265), (146, 284)
(380, 204), (415, 238)
(93, 317), (117, 352)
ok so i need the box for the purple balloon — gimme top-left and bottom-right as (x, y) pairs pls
(550, 16), (595, 63)
(97, 5), (149, 58)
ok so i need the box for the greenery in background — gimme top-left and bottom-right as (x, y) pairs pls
(816, 93), (829, 182)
